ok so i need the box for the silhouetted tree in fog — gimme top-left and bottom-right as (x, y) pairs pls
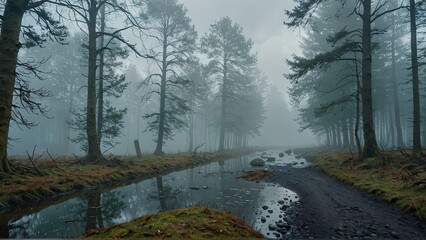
(139, 0), (197, 155)
(201, 17), (256, 151)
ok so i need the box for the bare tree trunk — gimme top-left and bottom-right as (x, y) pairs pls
(154, 33), (168, 155)
(86, 0), (102, 161)
(0, 0), (28, 172)
(326, 127), (331, 147)
(410, 0), (422, 157)
(354, 54), (362, 158)
(97, 3), (106, 150)
(361, 0), (379, 158)
(342, 119), (350, 149)
(218, 59), (227, 151)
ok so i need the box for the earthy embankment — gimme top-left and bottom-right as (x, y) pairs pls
(84, 206), (264, 239)
(0, 148), (261, 211)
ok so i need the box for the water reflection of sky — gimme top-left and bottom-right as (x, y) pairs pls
(5, 150), (304, 238)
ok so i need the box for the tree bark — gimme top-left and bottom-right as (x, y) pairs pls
(361, 0), (379, 158)
(410, 0), (422, 156)
(0, 0), (28, 172)
(342, 119), (350, 149)
(97, 3), (106, 150)
(86, 0), (102, 161)
(154, 31), (168, 155)
(218, 58), (228, 151)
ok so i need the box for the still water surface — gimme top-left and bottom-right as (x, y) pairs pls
(4, 150), (307, 238)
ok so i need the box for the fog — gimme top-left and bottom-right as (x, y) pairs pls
(7, 0), (316, 156)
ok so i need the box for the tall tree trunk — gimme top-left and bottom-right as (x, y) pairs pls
(342, 119), (350, 149)
(391, 20), (404, 148)
(97, 3), (106, 150)
(336, 124), (342, 148)
(361, 0), (379, 158)
(218, 59), (227, 151)
(354, 54), (362, 158)
(154, 33), (168, 155)
(86, 0), (102, 161)
(326, 127), (331, 147)
(0, 0), (27, 172)
(332, 124), (338, 148)
(410, 0), (422, 156)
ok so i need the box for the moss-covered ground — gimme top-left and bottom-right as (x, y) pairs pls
(0, 149), (260, 210)
(303, 150), (426, 220)
(84, 206), (264, 239)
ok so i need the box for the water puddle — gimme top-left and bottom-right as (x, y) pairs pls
(2, 150), (305, 238)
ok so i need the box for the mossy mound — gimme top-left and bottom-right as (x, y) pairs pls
(239, 170), (275, 181)
(84, 206), (264, 239)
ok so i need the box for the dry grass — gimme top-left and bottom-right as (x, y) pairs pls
(84, 206), (264, 239)
(304, 150), (426, 220)
(0, 149), (261, 210)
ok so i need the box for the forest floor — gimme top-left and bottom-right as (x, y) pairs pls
(0, 148), (262, 212)
(267, 149), (426, 239)
(84, 206), (264, 239)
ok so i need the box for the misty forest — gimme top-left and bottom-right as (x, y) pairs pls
(0, 0), (426, 239)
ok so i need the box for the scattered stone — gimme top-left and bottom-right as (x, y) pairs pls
(261, 217), (266, 223)
(279, 153), (284, 157)
(202, 185), (208, 189)
(262, 205), (269, 210)
(285, 149), (292, 155)
(189, 187), (200, 190)
(268, 224), (277, 231)
(278, 200), (285, 205)
(267, 157), (276, 162)
(276, 221), (288, 229)
(268, 209), (273, 214)
(250, 158), (265, 167)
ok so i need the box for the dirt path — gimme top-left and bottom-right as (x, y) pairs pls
(269, 165), (426, 239)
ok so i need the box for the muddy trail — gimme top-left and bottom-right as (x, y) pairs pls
(269, 165), (426, 239)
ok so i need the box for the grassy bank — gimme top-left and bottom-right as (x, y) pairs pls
(84, 206), (264, 239)
(303, 150), (426, 219)
(0, 149), (260, 210)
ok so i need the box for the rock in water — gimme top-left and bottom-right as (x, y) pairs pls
(279, 152), (284, 157)
(250, 158), (266, 167)
(267, 157), (276, 162)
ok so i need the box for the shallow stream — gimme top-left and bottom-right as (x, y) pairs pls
(1, 150), (308, 238)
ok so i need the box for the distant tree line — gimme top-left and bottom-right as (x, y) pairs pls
(0, 0), (265, 173)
